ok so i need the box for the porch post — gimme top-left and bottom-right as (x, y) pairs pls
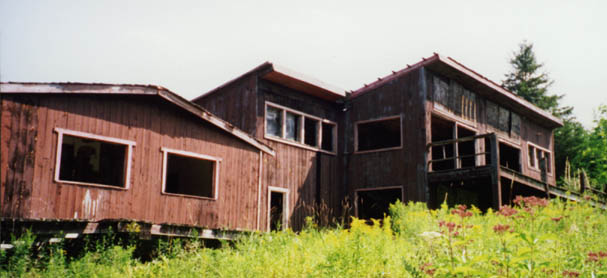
(489, 134), (502, 210)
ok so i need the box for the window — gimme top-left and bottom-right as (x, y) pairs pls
(266, 106), (283, 137)
(54, 128), (135, 189)
(264, 102), (337, 153)
(528, 143), (551, 174)
(161, 148), (220, 199)
(355, 116), (402, 152)
(355, 186), (403, 220)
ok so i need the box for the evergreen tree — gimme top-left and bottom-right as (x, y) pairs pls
(503, 42), (572, 117)
(502, 41), (576, 180)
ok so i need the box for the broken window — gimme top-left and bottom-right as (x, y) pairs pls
(528, 143), (551, 174)
(266, 106), (283, 137)
(304, 118), (319, 147)
(265, 102), (337, 153)
(321, 122), (335, 152)
(268, 187), (289, 231)
(55, 128), (134, 188)
(162, 148), (219, 198)
(356, 117), (401, 152)
(457, 126), (476, 168)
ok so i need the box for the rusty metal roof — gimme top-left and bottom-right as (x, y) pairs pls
(0, 82), (275, 156)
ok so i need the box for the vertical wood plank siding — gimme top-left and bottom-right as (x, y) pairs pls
(424, 70), (556, 186)
(346, 69), (424, 203)
(1, 95), (261, 230)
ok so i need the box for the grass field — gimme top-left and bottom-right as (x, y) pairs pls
(2, 196), (607, 277)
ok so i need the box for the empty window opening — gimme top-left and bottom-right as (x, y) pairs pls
(457, 126), (476, 168)
(304, 118), (319, 147)
(528, 144), (551, 174)
(356, 188), (402, 220)
(499, 143), (521, 172)
(356, 117), (401, 152)
(431, 116), (455, 170)
(163, 151), (217, 198)
(266, 106), (283, 137)
(58, 134), (128, 188)
(268, 188), (288, 231)
(321, 122), (335, 152)
(285, 112), (301, 141)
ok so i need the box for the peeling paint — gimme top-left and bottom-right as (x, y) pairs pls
(81, 190), (102, 219)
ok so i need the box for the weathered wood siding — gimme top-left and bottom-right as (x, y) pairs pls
(193, 73), (259, 136)
(1, 94), (261, 230)
(345, 68), (428, 203)
(258, 79), (343, 230)
(425, 70), (556, 186)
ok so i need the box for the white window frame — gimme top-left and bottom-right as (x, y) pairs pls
(53, 127), (135, 190)
(527, 142), (552, 175)
(354, 115), (403, 154)
(354, 185), (404, 218)
(264, 101), (337, 155)
(267, 186), (289, 231)
(160, 147), (221, 200)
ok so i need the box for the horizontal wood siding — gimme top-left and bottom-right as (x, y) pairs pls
(346, 69), (426, 203)
(1, 94), (261, 230)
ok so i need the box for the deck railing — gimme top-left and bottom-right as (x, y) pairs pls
(426, 133), (498, 172)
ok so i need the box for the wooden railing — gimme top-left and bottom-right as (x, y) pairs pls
(426, 133), (498, 172)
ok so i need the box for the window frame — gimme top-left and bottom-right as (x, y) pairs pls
(160, 147), (222, 200)
(526, 142), (552, 175)
(53, 127), (135, 190)
(264, 101), (337, 155)
(267, 186), (290, 231)
(354, 115), (403, 154)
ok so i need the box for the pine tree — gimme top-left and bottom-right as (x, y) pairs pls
(502, 42), (572, 118)
(503, 41), (576, 180)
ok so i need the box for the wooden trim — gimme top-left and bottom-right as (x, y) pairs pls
(354, 115), (403, 154)
(160, 147), (221, 200)
(267, 186), (290, 231)
(53, 128), (135, 190)
(431, 110), (477, 129)
(353, 185), (404, 218)
(526, 142), (553, 176)
(256, 151), (263, 231)
(264, 101), (337, 154)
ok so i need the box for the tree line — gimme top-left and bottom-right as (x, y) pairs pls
(503, 42), (607, 191)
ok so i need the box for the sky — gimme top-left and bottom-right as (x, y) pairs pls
(1, 0), (605, 128)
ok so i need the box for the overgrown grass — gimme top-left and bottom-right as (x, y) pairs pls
(2, 197), (607, 277)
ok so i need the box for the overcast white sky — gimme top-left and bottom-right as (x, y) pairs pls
(1, 0), (605, 127)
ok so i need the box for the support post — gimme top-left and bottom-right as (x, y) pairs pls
(489, 134), (502, 210)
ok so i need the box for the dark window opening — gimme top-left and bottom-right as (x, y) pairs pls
(321, 122), (335, 152)
(357, 117), (401, 152)
(164, 153), (215, 198)
(285, 112), (301, 141)
(270, 191), (285, 231)
(431, 117), (455, 170)
(528, 145), (536, 168)
(499, 143), (521, 172)
(457, 126), (476, 168)
(304, 118), (319, 147)
(357, 188), (402, 220)
(59, 135), (126, 187)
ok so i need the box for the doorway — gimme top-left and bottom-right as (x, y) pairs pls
(355, 186), (403, 220)
(268, 187), (289, 231)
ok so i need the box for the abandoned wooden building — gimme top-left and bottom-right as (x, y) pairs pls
(1, 53), (571, 239)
